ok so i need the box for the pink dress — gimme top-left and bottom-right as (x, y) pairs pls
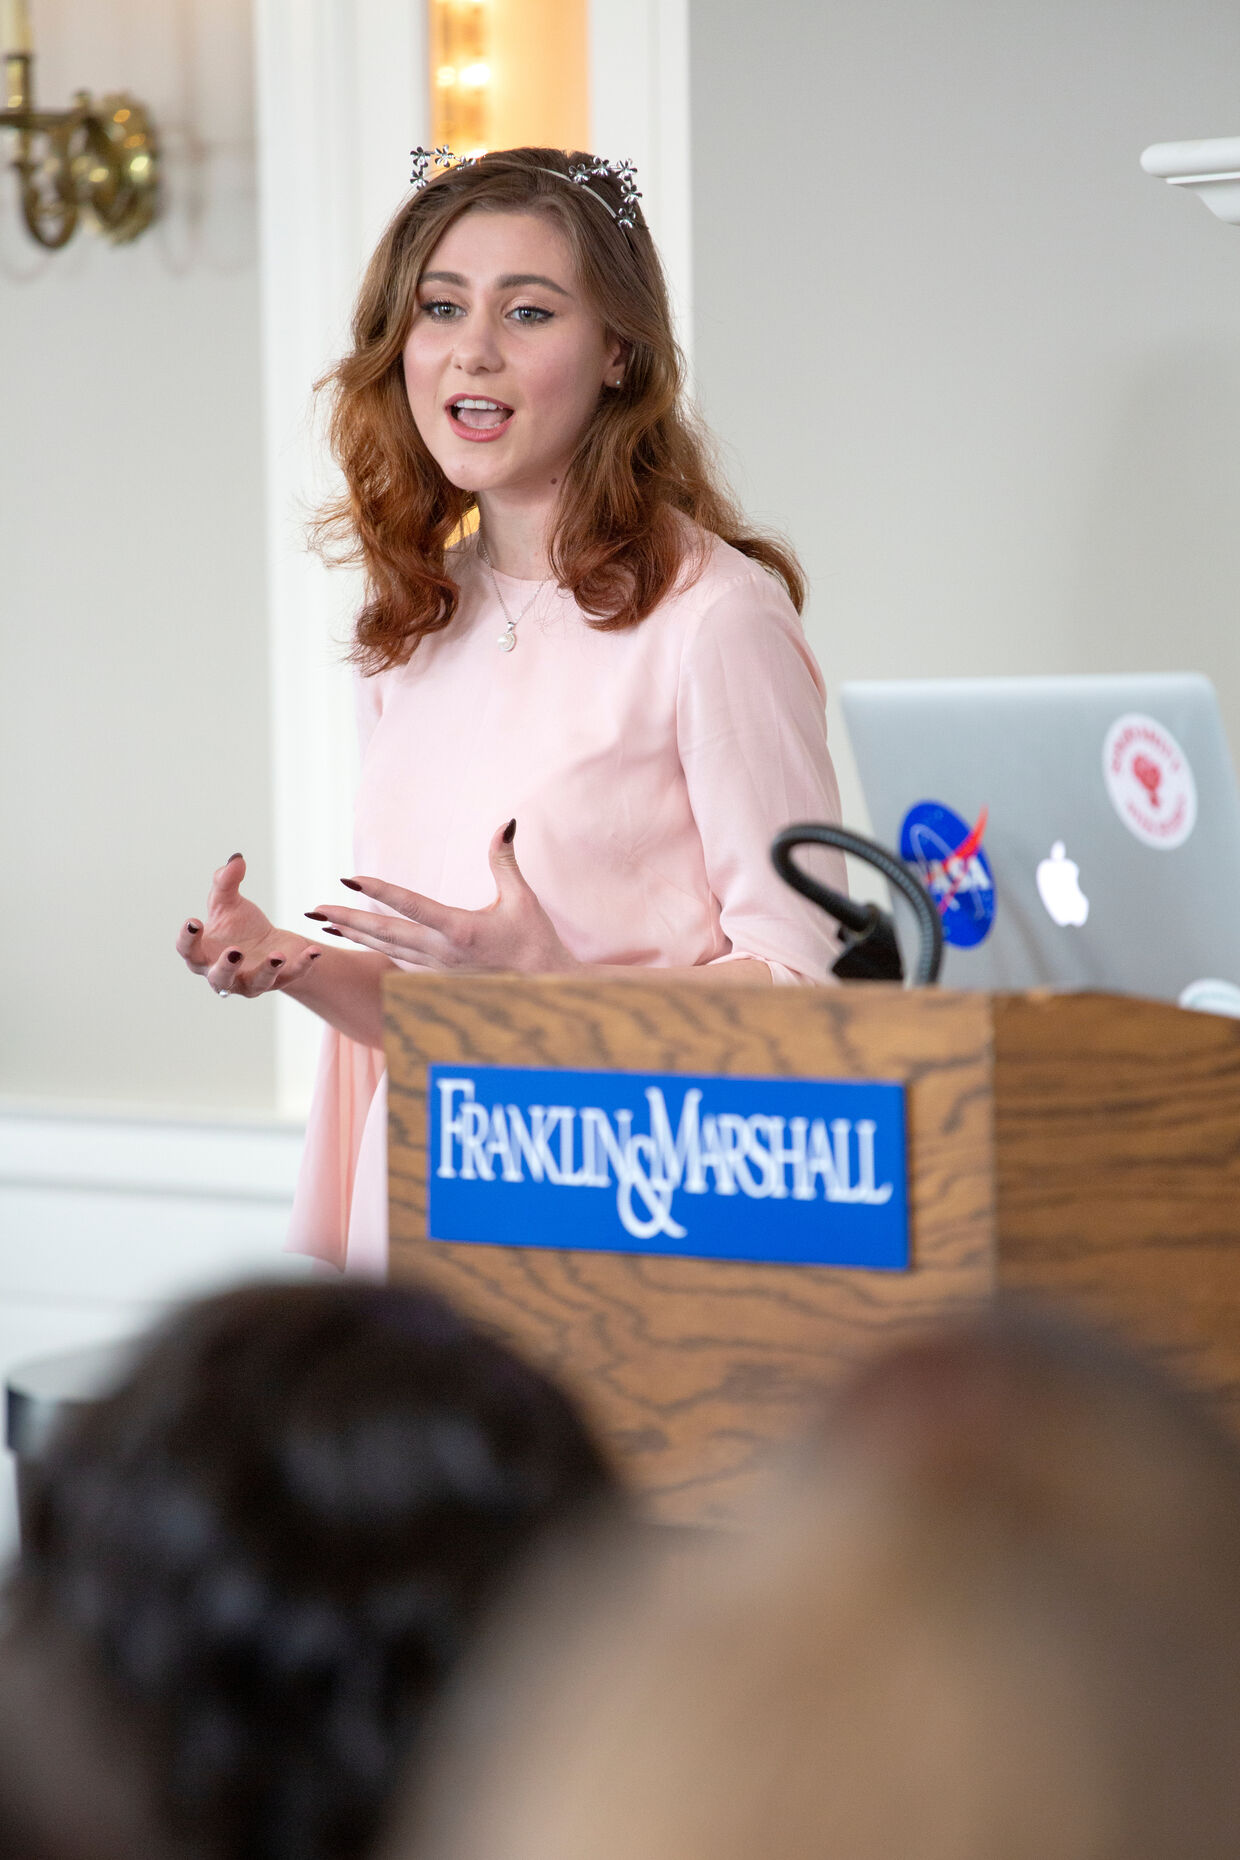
(288, 530), (847, 1275)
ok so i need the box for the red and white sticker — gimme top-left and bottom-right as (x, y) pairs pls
(1102, 713), (1197, 851)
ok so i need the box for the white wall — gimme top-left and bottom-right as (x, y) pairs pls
(0, 0), (276, 1115)
(589, 0), (692, 367)
(689, 0), (1240, 837)
(0, 0), (291, 1562)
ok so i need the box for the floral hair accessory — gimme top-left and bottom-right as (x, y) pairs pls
(409, 147), (643, 231)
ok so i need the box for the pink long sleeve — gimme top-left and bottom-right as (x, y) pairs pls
(677, 567), (845, 984)
(288, 530), (847, 1273)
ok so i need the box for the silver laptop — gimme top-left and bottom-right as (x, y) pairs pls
(841, 673), (1240, 1001)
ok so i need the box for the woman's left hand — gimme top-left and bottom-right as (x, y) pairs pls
(307, 820), (582, 973)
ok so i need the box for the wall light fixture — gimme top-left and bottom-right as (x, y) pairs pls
(430, 0), (491, 156)
(1141, 136), (1240, 230)
(1, 0), (158, 249)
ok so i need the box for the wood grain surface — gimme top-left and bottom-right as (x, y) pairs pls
(386, 977), (996, 1523)
(994, 991), (1240, 1427)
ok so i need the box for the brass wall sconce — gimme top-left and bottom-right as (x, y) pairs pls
(1, 3), (158, 249)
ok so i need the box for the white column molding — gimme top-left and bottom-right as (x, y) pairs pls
(1141, 136), (1240, 228)
(589, 0), (693, 378)
(254, 0), (429, 1117)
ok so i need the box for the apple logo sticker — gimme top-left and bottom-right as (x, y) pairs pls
(1037, 841), (1089, 927)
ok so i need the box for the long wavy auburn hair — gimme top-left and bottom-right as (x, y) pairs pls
(313, 147), (805, 672)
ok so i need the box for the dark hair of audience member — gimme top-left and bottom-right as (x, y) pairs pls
(6, 1280), (617, 1860)
(400, 1303), (1240, 1860)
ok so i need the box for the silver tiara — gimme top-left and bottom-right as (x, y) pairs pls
(409, 147), (643, 231)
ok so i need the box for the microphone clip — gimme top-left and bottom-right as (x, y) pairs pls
(771, 824), (944, 988)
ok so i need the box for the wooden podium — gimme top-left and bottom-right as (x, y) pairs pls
(385, 976), (1240, 1523)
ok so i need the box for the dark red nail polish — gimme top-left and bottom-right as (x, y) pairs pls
(308, 951), (322, 961)
(304, 911), (329, 922)
(323, 925), (345, 937)
(228, 852), (243, 862)
(186, 921), (201, 934)
(227, 949), (243, 964)
(503, 817), (517, 844)
(269, 957), (285, 968)
(340, 878), (363, 892)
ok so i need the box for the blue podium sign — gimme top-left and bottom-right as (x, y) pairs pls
(427, 1065), (909, 1270)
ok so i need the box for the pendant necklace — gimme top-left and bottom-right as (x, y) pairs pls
(478, 537), (551, 653)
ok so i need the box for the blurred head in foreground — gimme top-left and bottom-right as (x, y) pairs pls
(0, 1610), (189, 1860)
(406, 1305), (1240, 1860)
(7, 1279), (616, 1860)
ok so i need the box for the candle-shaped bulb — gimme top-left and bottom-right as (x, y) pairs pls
(1, 0), (32, 54)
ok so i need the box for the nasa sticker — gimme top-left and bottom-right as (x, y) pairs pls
(1102, 714), (1197, 851)
(900, 801), (996, 948)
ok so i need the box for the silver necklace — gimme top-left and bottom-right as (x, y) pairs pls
(478, 537), (550, 653)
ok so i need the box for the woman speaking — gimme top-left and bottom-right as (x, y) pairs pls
(176, 146), (846, 1274)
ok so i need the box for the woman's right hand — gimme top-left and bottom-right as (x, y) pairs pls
(176, 853), (323, 999)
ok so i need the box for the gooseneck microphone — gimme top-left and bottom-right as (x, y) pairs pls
(771, 823), (944, 988)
